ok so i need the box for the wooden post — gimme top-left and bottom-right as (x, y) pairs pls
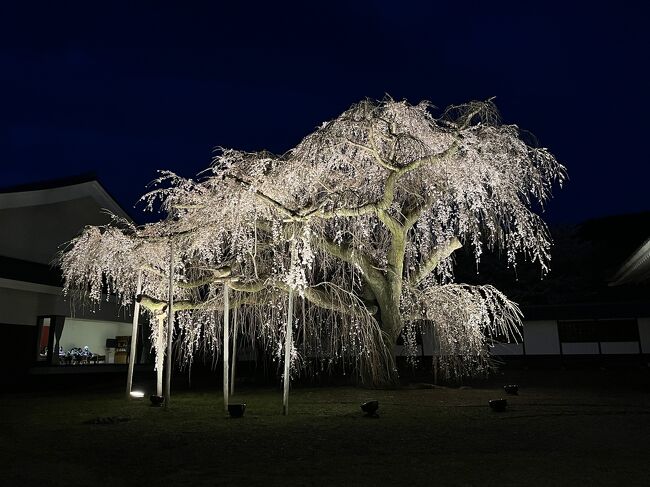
(283, 240), (297, 416)
(126, 270), (143, 398)
(164, 239), (174, 408)
(223, 284), (230, 412)
(230, 306), (238, 396)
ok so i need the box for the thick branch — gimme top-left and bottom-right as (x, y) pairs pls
(313, 234), (386, 287)
(136, 294), (202, 313)
(410, 237), (462, 285)
(225, 174), (298, 219)
(136, 292), (269, 313)
(398, 141), (459, 175)
(138, 272), (377, 318)
(177, 267), (232, 289)
(275, 281), (378, 316)
(344, 138), (399, 171)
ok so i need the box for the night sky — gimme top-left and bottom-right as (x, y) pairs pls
(1, 1), (648, 225)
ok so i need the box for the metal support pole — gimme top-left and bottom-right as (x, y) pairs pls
(282, 240), (297, 416)
(223, 284), (230, 412)
(126, 270), (143, 398)
(164, 239), (174, 407)
(230, 306), (238, 396)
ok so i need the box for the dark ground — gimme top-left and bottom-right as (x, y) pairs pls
(2, 368), (649, 486)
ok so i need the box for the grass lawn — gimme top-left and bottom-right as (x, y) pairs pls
(2, 373), (650, 486)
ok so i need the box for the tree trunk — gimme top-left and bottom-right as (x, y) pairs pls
(362, 275), (403, 388)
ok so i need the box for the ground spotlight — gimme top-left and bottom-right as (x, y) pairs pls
(361, 400), (379, 417)
(130, 390), (145, 398)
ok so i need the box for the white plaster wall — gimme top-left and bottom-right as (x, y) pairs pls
(0, 286), (42, 325)
(638, 317), (650, 353)
(561, 342), (599, 354)
(600, 341), (640, 354)
(489, 343), (524, 355)
(0, 284), (133, 326)
(59, 318), (132, 355)
(523, 320), (560, 355)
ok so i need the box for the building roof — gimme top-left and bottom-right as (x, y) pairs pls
(0, 174), (132, 267)
(0, 173), (131, 220)
(609, 237), (650, 286)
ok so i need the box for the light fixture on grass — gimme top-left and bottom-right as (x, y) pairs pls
(228, 403), (246, 418)
(130, 390), (145, 398)
(361, 400), (379, 417)
(489, 399), (507, 412)
(150, 394), (165, 407)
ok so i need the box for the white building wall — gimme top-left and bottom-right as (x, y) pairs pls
(0, 279), (133, 326)
(523, 320), (560, 355)
(561, 342), (599, 354)
(0, 286), (43, 325)
(638, 317), (650, 353)
(489, 343), (524, 355)
(600, 341), (640, 354)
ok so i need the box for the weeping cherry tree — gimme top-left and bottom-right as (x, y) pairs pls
(59, 97), (565, 391)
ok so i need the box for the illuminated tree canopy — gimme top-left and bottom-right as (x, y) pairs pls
(60, 97), (565, 386)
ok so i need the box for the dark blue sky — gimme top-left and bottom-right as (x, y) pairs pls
(1, 1), (648, 224)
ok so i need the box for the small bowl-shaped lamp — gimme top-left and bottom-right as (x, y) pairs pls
(488, 399), (507, 412)
(361, 400), (379, 416)
(150, 394), (165, 407)
(228, 403), (246, 418)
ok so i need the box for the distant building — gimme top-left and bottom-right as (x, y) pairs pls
(487, 220), (650, 365)
(0, 175), (147, 385)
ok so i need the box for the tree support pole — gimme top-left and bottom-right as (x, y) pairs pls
(283, 240), (297, 416)
(223, 284), (230, 412)
(156, 316), (164, 396)
(230, 306), (238, 396)
(126, 270), (143, 398)
(164, 239), (174, 408)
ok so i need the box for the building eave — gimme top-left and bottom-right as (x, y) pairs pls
(0, 175), (132, 222)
